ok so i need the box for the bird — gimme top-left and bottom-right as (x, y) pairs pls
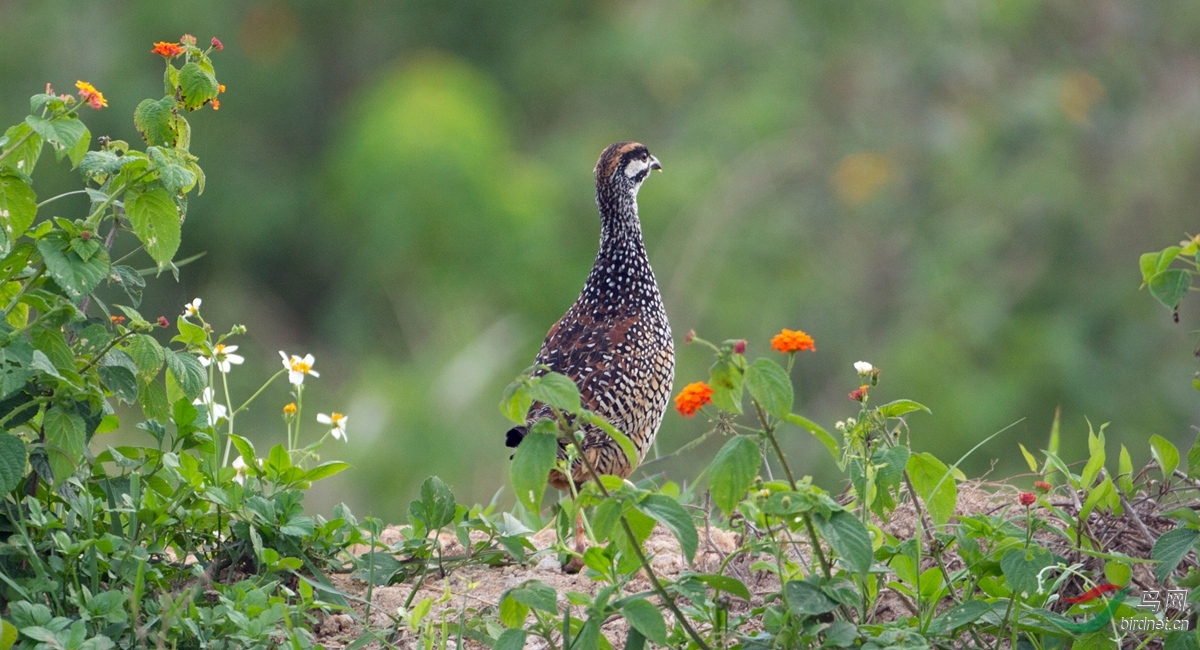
(505, 141), (674, 567)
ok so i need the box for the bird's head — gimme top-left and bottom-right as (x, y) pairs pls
(594, 141), (662, 197)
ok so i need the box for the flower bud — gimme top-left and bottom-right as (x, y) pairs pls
(211, 37), (224, 50)
(1019, 492), (1036, 507)
(733, 340), (746, 355)
(780, 495), (792, 509)
(181, 34), (197, 46)
(1034, 481), (1051, 493)
(157, 316), (170, 328)
(80, 231), (92, 241)
(684, 329), (695, 344)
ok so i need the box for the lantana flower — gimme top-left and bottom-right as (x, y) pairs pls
(193, 387), (228, 426)
(1019, 492), (1037, 507)
(674, 381), (714, 417)
(183, 298), (202, 319)
(770, 328), (816, 354)
(280, 351), (319, 385)
(317, 412), (348, 441)
(152, 41), (186, 58)
(199, 343), (244, 373)
(74, 81), (107, 110)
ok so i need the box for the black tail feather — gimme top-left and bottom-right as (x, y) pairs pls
(505, 426), (527, 449)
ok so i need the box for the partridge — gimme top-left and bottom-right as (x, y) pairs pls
(506, 141), (674, 492)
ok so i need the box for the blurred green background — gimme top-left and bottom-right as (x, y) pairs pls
(2, 1), (1197, 521)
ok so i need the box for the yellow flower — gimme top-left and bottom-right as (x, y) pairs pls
(283, 402), (297, 416)
(74, 81), (107, 110)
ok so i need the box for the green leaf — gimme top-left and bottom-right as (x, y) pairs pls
(0, 433), (27, 495)
(635, 493), (697, 562)
(124, 334), (165, 378)
(164, 350), (205, 400)
(1152, 527), (1200, 584)
(785, 580), (839, 616)
(409, 475), (456, 530)
(147, 147), (195, 194)
(1104, 559), (1132, 587)
(1150, 434), (1180, 480)
(499, 376), (533, 424)
(0, 172), (37, 241)
(37, 231), (109, 301)
(510, 581), (557, 613)
(707, 435), (760, 517)
(1, 123), (44, 174)
(744, 357), (793, 418)
(125, 187), (181, 267)
(582, 412), (639, 469)
(620, 598), (667, 645)
(1119, 444), (1134, 495)
(43, 405), (85, 482)
(906, 452), (957, 526)
(1000, 545), (1056, 597)
(108, 265), (146, 306)
(138, 377), (170, 423)
(0, 338), (34, 400)
(0, 618), (16, 650)
(785, 413), (840, 463)
(686, 573), (751, 601)
(304, 461), (350, 482)
(527, 372), (581, 414)
(1079, 475), (1114, 519)
(814, 510), (873, 576)
(928, 600), (993, 634)
(98, 366), (139, 403)
(498, 593), (528, 629)
(178, 62), (220, 111)
(1018, 443), (1038, 473)
(876, 399), (931, 418)
(230, 435), (256, 468)
(493, 628), (527, 650)
(133, 97), (178, 147)
(510, 427), (556, 513)
(1149, 269), (1191, 310)
(709, 357), (744, 415)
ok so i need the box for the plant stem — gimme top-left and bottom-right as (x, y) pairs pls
(234, 369), (286, 416)
(36, 189), (90, 208)
(571, 436), (713, 650)
(800, 513), (832, 580)
(0, 396), (52, 429)
(2, 266), (44, 317)
(753, 401), (797, 490)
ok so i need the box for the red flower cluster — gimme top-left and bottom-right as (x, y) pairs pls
(848, 385), (869, 402)
(1019, 492), (1036, 507)
(1034, 480), (1052, 493)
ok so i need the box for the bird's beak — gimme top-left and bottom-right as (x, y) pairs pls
(649, 155), (662, 172)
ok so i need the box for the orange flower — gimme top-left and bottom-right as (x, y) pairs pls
(770, 328), (815, 354)
(675, 381), (714, 417)
(283, 402), (297, 416)
(151, 41), (186, 58)
(211, 99), (220, 110)
(218, 84), (226, 93)
(110, 315), (126, 325)
(74, 81), (107, 110)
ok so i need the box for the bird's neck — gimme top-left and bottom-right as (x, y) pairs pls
(595, 187), (646, 256)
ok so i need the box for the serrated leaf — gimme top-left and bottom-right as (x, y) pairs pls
(745, 357), (793, 418)
(147, 147), (195, 194)
(125, 187), (181, 267)
(124, 334), (164, 378)
(80, 151), (127, 178)
(814, 510), (873, 576)
(0, 123), (43, 174)
(1152, 527), (1200, 584)
(98, 366), (139, 403)
(164, 350), (205, 400)
(621, 598), (667, 645)
(0, 433), (27, 495)
(1150, 434), (1180, 480)
(498, 593), (528, 629)
(134, 97), (177, 147)
(0, 338), (34, 400)
(178, 63), (220, 111)
(139, 376), (169, 423)
(636, 493), (697, 562)
(409, 476), (456, 531)
(707, 435), (760, 517)
(785, 580), (839, 615)
(510, 428), (556, 513)
(37, 231), (109, 301)
(527, 372), (581, 414)
(1000, 546), (1055, 597)
(510, 581), (557, 613)
(0, 172), (36, 241)
(43, 405), (85, 482)
(493, 628), (527, 650)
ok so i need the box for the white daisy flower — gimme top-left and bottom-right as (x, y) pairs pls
(193, 387), (228, 426)
(183, 298), (202, 319)
(280, 351), (319, 385)
(199, 344), (245, 374)
(854, 361), (874, 375)
(317, 412), (348, 442)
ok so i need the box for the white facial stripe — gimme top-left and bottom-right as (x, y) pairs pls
(624, 158), (650, 178)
